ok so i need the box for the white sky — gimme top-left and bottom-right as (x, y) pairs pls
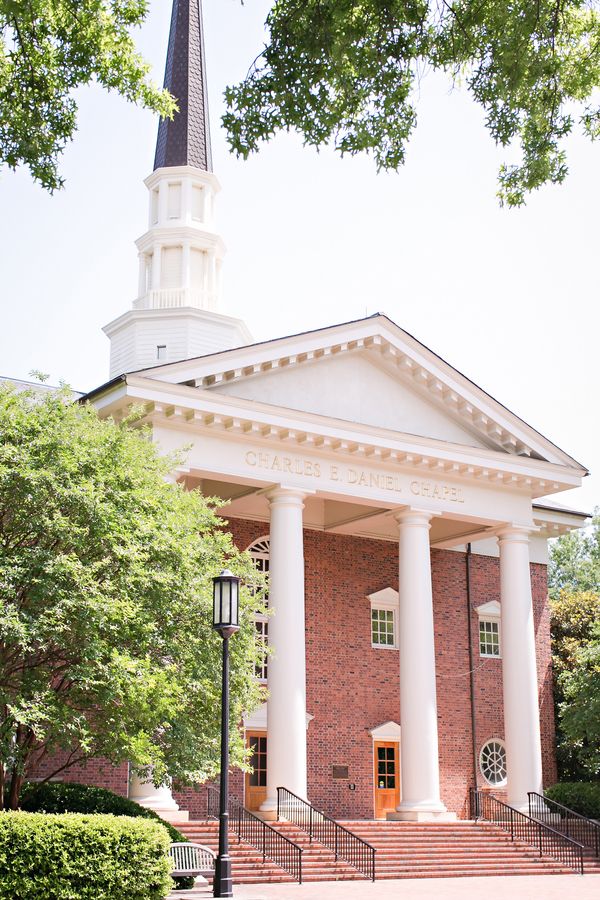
(0, 0), (597, 514)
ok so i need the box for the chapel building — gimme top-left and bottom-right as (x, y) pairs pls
(48, 0), (589, 825)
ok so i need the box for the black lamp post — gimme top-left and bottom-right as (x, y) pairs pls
(212, 569), (240, 899)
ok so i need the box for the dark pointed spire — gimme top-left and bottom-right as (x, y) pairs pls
(154, 0), (213, 171)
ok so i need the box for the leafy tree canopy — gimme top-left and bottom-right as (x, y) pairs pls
(558, 622), (600, 776)
(551, 589), (600, 681)
(549, 513), (600, 779)
(0, 382), (265, 809)
(549, 509), (600, 598)
(225, 0), (600, 206)
(0, 0), (175, 191)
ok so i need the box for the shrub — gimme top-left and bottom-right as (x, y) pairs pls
(545, 782), (600, 819)
(0, 812), (172, 900)
(20, 781), (195, 889)
(20, 781), (185, 841)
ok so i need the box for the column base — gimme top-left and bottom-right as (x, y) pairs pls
(156, 807), (189, 823)
(507, 797), (549, 816)
(257, 809), (278, 821)
(388, 801), (456, 822)
(129, 770), (186, 820)
(258, 797), (278, 821)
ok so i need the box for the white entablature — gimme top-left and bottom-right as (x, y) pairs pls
(133, 314), (586, 471)
(88, 312), (588, 546)
(90, 372), (584, 499)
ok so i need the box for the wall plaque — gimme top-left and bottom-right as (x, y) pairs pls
(332, 765), (349, 779)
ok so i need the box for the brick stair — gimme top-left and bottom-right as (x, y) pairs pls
(582, 848), (600, 874)
(172, 819), (294, 884)
(342, 820), (590, 878)
(173, 817), (598, 884)
(172, 818), (365, 883)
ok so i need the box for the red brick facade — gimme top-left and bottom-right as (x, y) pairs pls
(30, 516), (556, 821)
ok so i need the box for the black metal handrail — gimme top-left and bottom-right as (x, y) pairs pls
(277, 786), (376, 881)
(207, 785), (303, 883)
(529, 791), (600, 859)
(471, 789), (585, 875)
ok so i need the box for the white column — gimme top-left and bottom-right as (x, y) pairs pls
(392, 509), (451, 821)
(157, 179), (168, 225)
(260, 488), (308, 816)
(182, 176), (193, 225)
(182, 241), (191, 294)
(128, 769), (188, 823)
(137, 253), (146, 300)
(498, 527), (543, 812)
(151, 245), (161, 294)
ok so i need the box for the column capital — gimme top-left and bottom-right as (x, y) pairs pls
(496, 524), (536, 545)
(394, 507), (434, 529)
(265, 486), (310, 508)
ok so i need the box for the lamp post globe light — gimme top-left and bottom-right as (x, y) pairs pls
(212, 569), (240, 898)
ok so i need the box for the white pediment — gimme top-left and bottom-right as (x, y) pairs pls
(370, 721), (401, 741)
(135, 314), (586, 470)
(212, 352), (493, 451)
(475, 600), (501, 618)
(368, 587), (399, 609)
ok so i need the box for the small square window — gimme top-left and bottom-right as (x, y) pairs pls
(371, 608), (396, 648)
(479, 619), (500, 657)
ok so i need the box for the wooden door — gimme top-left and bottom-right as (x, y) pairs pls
(374, 741), (400, 819)
(245, 731), (267, 811)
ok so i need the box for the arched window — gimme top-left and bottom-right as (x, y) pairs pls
(247, 537), (269, 682)
(479, 739), (507, 787)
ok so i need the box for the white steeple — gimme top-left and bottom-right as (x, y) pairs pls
(103, 0), (252, 378)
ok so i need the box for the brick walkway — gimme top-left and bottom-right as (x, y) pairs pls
(169, 874), (595, 900)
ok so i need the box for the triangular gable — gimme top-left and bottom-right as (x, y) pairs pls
(132, 313), (586, 470)
(210, 351), (493, 451)
(475, 601), (501, 618)
(370, 721), (401, 741)
(368, 588), (399, 608)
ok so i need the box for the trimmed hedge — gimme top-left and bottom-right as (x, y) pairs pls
(545, 782), (600, 819)
(20, 781), (195, 890)
(20, 781), (186, 842)
(0, 812), (172, 900)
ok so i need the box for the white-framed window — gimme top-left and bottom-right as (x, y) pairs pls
(479, 739), (507, 787)
(371, 609), (395, 647)
(367, 587), (399, 649)
(475, 601), (501, 658)
(247, 537), (270, 682)
(480, 620), (500, 657)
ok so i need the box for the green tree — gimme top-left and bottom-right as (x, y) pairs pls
(550, 516), (600, 779)
(225, 0), (600, 206)
(549, 510), (600, 598)
(0, 382), (265, 809)
(559, 623), (600, 776)
(0, 0), (175, 192)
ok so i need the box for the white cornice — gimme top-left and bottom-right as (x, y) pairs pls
(145, 166), (221, 192)
(85, 374), (585, 497)
(135, 315), (586, 473)
(532, 505), (591, 536)
(135, 225), (225, 256)
(102, 307), (253, 343)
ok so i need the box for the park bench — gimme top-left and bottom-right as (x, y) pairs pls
(169, 842), (216, 879)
